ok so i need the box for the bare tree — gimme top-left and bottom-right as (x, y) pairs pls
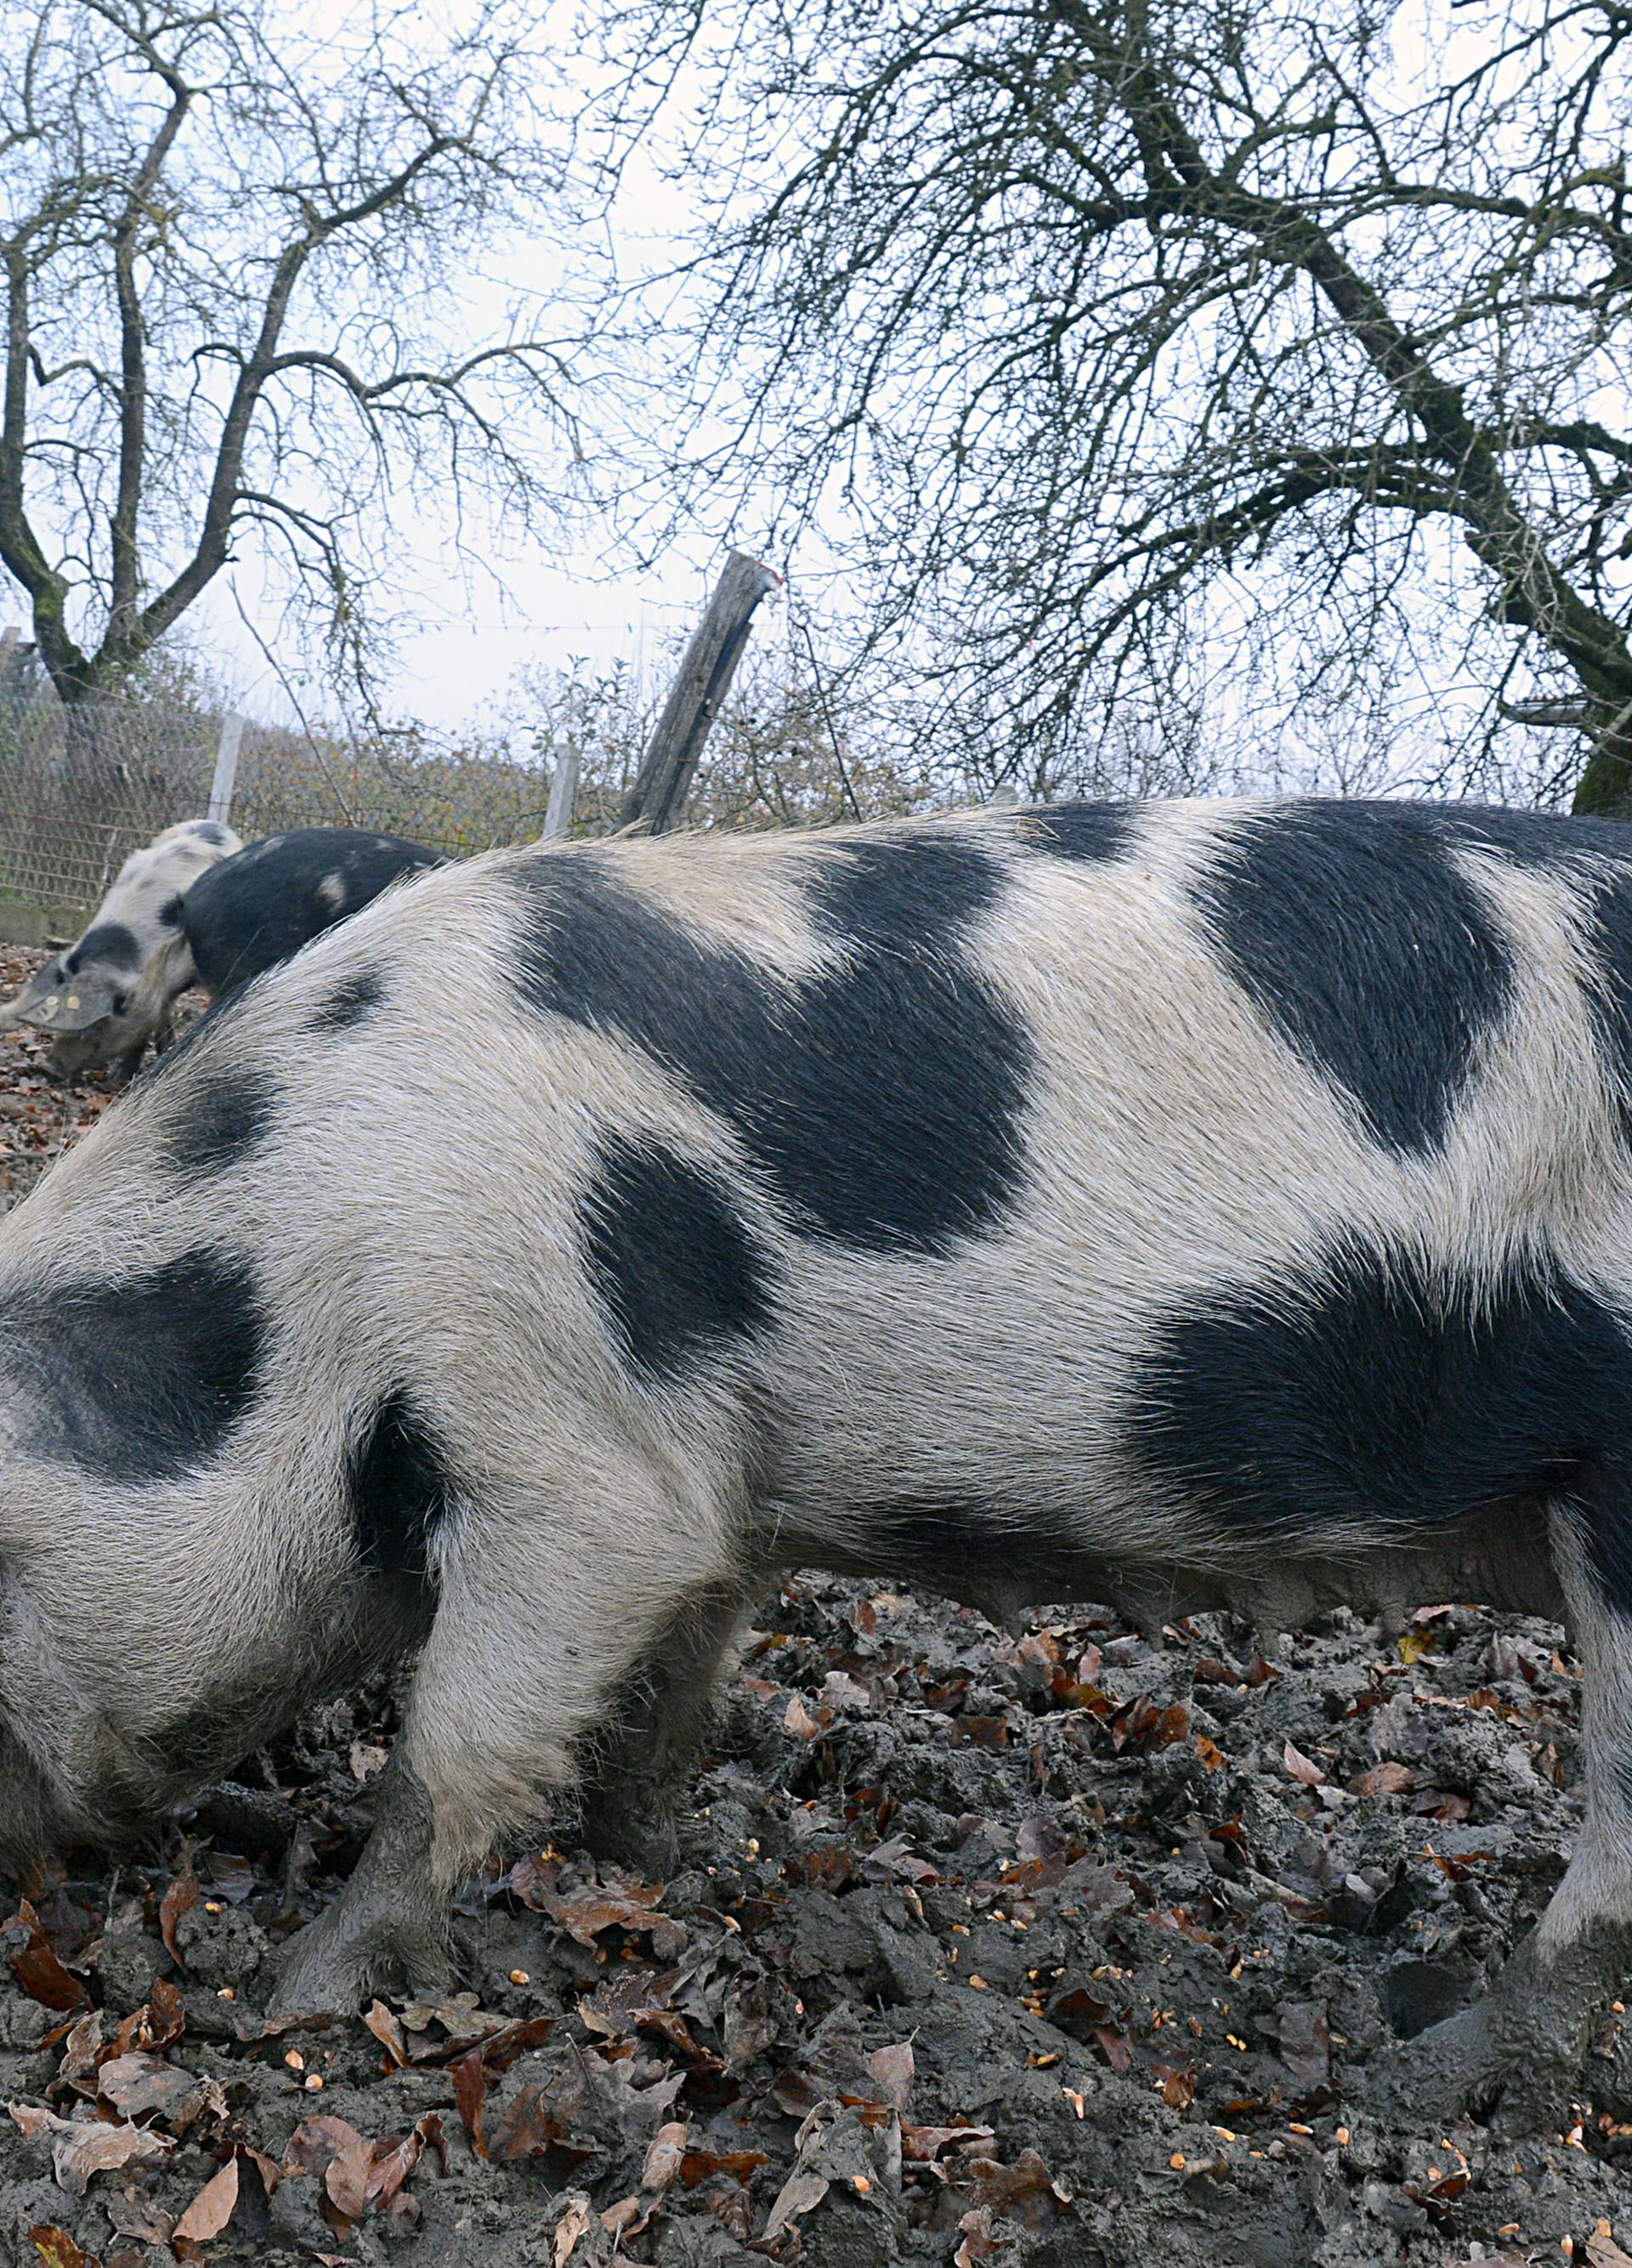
(0, 0), (593, 780)
(635, 0), (1632, 809)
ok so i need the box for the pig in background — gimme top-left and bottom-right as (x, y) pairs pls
(179, 825), (444, 998)
(0, 797), (1629, 2129)
(0, 819), (239, 1079)
(0, 821), (441, 1080)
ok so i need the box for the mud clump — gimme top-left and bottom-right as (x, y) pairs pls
(3, 975), (1632, 2264)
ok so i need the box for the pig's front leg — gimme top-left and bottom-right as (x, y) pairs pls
(270, 1450), (740, 2012)
(1378, 1509), (1632, 2127)
(269, 1754), (452, 2014)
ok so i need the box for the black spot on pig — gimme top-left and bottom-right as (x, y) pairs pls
(1018, 802), (1135, 864)
(803, 831), (1006, 948)
(65, 922), (140, 973)
(194, 822), (233, 847)
(164, 1067), (279, 1175)
(0, 1250), (267, 1483)
(1421, 804), (1606, 870)
(311, 967), (386, 1031)
(156, 893), (185, 929)
(1193, 801), (1513, 1154)
(512, 836), (1033, 1253)
(1125, 1237), (1632, 1605)
(348, 1391), (456, 1586)
(580, 1135), (775, 1382)
(1580, 878), (1632, 1144)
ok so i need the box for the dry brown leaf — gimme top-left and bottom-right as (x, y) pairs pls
(642, 2118), (688, 2191)
(158, 1851), (199, 1967)
(173, 2157), (240, 2243)
(1348, 1761), (1414, 1798)
(323, 2124), (375, 2220)
(763, 2167), (830, 2242)
(370, 2126), (430, 2209)
(96, 2052), (198, 2124)
(1282, 1741), (1326, 1787)
(1586, 2231), (1632, 2268)
(784, 1694), (824, 1741)
(27, 2232), (95, 2268)
(552, 2193), (596, 2265)
(362, 2000), (409, 2070)
(9, 2101), (174, 2195)
(902, 2123), (996, 2162)
(3, 1902), (88, 2013)
(451, 2048), (487, 2157)
(864, 2041), (914, 2113)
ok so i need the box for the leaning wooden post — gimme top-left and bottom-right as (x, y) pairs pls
(619, 551), (782, 834)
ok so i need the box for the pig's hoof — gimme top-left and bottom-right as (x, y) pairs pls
(269, 1908), (451, 2017)
(575, 1775), (681, 1878)
(1373, 2000), (1576, 2134)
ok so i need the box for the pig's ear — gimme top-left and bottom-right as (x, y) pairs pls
(0, 958), (66, 1028)
(15, 970), (123, 1033)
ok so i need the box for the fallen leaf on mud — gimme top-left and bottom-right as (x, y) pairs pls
(602, 2193), (655, 2241)
(1349, 1761), (1414, 1797)
(552, 2194), (596, 2264)
(679, 2145), (768, 2186)
(1279, 2004), (1332, 2095)
(106, 2185), (176, 2246)
(938, 2151), (1071, 2231)
(9, 2102), (174, 2194)
(1283, 1741), (1326, 1787)
(28, 2233), (95, 2268)
(643, 2118), (688, 2191)
(4, 1902), (88, 2011)
(173, 2157), (239, 2243)
(535, 1875), (686, 1959)
(954, 2206), (1001, 2265)
(1413, 1789), (1471, 1822)
(762, 2166), (830, 2241)
(451, 2048), (489, 2157)
(158, 1852), (199, 1967)
(363, 2000), (409, 2069)
(1587, 2232), (1632, 2268)
(902, 2124), (995, 2162)
(1150, 2060), (1197, 2110)
(1397, 1630), (1435, 1665)
(96, 2052), (202, 2126)
(784, 1694), (824, 1741)
(864, 2042), (914, 2112)
(283, 2114), (374, 2220)
(365, 2129), (422, 2211)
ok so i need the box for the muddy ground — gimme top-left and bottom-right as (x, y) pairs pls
(0, 948), (1630, 2268)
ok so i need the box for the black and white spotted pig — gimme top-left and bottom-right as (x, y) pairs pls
(178, 826), (445, 999)
(0, 819), (240, 1077)
(3, 796), (1631, 2123)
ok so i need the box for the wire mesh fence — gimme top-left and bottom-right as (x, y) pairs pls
(0, 695), (564, 932)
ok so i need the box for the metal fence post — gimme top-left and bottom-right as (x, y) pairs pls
(541, 739), (581, 842)
(208, 714), (244, 826)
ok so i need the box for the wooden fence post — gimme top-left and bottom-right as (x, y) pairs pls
(208, 714), (244, 826)
(542, 738), (581, 841)
(619, 552), (782, 834)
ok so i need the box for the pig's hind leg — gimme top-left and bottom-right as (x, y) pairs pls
(1381, 1485), (1632, 2127)
(573, 1582), (751, 1874)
